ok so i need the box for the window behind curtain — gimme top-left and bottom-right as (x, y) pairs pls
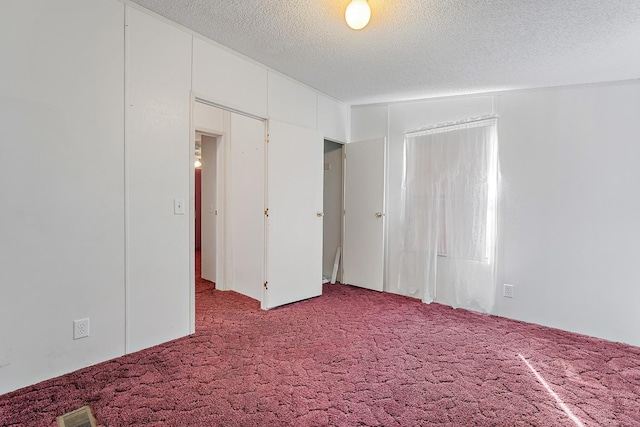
(398, 117), (498, 312)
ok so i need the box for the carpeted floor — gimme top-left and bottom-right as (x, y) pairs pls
(2, 270), (640, 426)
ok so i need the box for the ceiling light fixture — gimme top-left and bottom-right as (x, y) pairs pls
(345, 0), (371, 30)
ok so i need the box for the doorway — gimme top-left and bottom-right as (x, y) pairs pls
(191, 100), (265, 307)
(191, 100), (327, 312)
(195, 132), (218, 304)
(198, 133), (218, 286)
(322, 140), (344, 284)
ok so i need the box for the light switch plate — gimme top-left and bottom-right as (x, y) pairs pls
(174, 198), (185, 215)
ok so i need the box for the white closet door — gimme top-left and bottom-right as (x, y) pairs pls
(230, 112), (265, 302)
(343, 138), (386, 291)
(264, 120), (323, 309)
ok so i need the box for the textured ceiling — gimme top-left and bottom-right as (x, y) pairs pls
(129, 0), (640, 105)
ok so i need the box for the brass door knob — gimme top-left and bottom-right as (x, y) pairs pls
(317, 211), (325, 217)
(376, 212), (383, 218)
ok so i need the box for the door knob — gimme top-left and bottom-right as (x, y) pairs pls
(375, 212), (383, 218)
(317, 211), (325, 217)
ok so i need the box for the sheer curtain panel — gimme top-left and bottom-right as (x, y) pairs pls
(398, 117), (498, 312)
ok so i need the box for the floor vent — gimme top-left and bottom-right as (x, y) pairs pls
(56, 405), (97, 427)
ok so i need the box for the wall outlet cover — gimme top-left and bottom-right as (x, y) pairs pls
(73, 318), (90, 339)
(503, 284), (514, 298)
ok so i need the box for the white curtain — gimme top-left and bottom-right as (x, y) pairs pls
(398, 117), (498, 312)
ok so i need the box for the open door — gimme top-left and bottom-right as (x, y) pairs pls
(199, 134), (217, 284)
(263, 120), (323, 309)
(343, 138), (386, 291)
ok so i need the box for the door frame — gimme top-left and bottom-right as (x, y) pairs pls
(194, 131), (223, 283)
(189, 102), (227, 334)
(322, 138), (346, 284)
(189, 94), (268, 330)
(342, 137), (388, 292)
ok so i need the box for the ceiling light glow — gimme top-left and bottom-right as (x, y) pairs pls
(345, 0), (371, 30)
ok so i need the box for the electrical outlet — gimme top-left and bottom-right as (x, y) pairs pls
(503, 284), (514, 298)
(73, 318), (90, 340)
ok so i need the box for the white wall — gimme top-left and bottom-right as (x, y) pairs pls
(268, 71), (317, 129)
(318, 94), (350, 144)
(191, 18), (350, 143)
(0, 0), (126, 393)
(193, 37), (268, 118)
(125, 6), (192, 353)
(351, 80), (640, 347)
(267, 71), (350, 143)
(494, 82), (640, 346)
(351, 104), (389, 143)
(0, 0), (349, 395)
(193, 101), (225, 134)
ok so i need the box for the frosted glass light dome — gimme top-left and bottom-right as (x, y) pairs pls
(345, 0), (371, 30)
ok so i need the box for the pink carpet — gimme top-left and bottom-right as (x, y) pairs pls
(2, 277), (640, 425)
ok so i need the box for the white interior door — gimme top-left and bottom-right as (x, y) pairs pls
(343, 138), (386, 291)
(200, 134), (217, 283)
(230, 112), (265, 302)
(264, 120), (323, 309)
